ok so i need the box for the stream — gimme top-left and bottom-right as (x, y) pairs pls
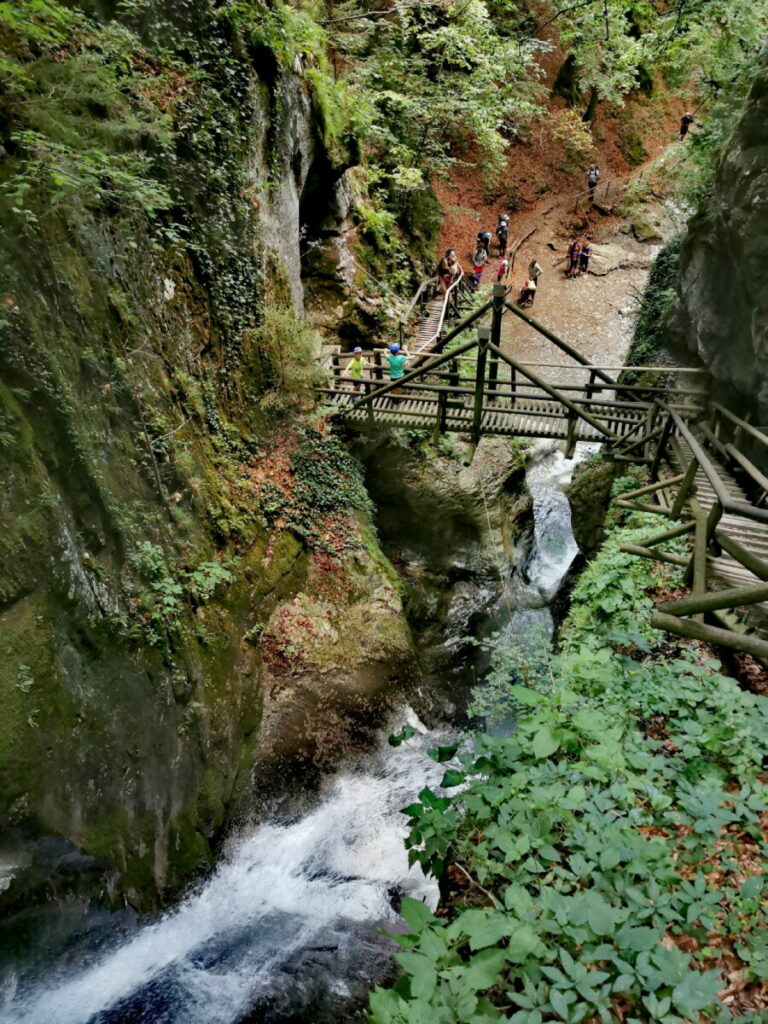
(0, 441), (590, 1024)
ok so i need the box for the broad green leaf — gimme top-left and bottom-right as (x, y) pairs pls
(462, 947), (507, 990)
(532, 725), (562, 759)
(400, 897), (436, 932)
(440, 768), (465, 788)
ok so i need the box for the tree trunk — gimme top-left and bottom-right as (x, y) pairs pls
(582, 86), (599, 122)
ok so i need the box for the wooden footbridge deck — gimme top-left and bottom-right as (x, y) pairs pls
(320, 283), (768, 663)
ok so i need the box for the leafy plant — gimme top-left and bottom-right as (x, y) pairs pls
(369, 482), (768, 1024)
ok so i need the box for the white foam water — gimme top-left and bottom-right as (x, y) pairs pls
(2, 711), (453, 1024)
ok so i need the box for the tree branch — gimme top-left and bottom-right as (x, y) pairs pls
(534, 0), (600, 36)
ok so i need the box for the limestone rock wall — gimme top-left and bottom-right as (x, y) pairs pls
(674, 52), (768, 408)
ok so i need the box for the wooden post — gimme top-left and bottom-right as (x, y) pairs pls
(433, 390), (448, 442)
(488, 283), (504, 406)
(586, 368), (597, 400)
(643, 402), (659, 462)
(509, 365), (517, 407)
(472, 324), (491, 445)
(449, 358), (459, 389)
(331, 352), (340, 385)
(373, 351), (383, 382)
(488, 350), (499, 403)
(365, 379), (374, 428)
(650, 412), (674, 481)
(565, 409), (578, 458)
(670, 455), (698, 519)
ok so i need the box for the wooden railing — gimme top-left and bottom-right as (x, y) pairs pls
(617, 403), (768, 660)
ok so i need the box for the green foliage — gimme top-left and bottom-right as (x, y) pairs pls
(548, 0), (768, 116)
(118, 541), (233, 648)
(329, 0), (545, 187)
(369, 488), (768, 1024)
(249, 306), (324, 410)
(625, 237), (683, 368)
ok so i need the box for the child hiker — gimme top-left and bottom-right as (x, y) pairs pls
(497, 258), (509, 282)
(347, 346), (366, 391)
(383, 343), (408, 394)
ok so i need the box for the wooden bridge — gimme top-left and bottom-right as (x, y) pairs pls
(319, 283), (768, 663)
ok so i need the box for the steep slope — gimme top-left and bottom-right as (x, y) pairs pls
(674, 50), (768, 407)
(0, 2), (414, 909)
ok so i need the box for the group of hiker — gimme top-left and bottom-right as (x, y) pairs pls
(565, 238), (592, 278)
(345, 343), (408, 392)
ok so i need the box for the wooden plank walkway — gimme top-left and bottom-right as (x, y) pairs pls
(411, 297), (447, 357)
(665, 438), (768, 635)
(331, 390), (648, 442)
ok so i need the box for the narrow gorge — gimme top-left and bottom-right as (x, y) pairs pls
(2, 3), (768, 1023)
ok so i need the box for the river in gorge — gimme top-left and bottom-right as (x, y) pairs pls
(0, 441), (593, 1024)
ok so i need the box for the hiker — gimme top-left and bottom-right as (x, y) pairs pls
(587, 164), (600, 201)
(384, 343), (408, 391)
(497, 258), (509, 282)
(477, 229), (493, 255)
(496, 214), (509, 257)
(471, 245), (488, 287)
(679, 112), (694, 140)
(347, 346), (367, 391)
(528, 258), (543, 291)
(566, 238), (581, 278)
(579, 241), (592, 275)
(437, 249), (461, 294)
(518, 277), (536, 308)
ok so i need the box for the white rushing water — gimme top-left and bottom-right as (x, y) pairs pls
(523, 440), (597, 601)
(2, 711), (454, 1024)
(3, 440), (590, 1024)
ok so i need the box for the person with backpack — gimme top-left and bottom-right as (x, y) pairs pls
(566, 238), (581, 278)
(679, 112), (694, 140)
(518, 277), (536, 308)
(586, 165), (600, 201)
(471, 245), (488, 288)
(496, 215), (509, 257)
(437, 249), (461, 294)
(579, 241), (592, 275)
(528, 258), (543, 292)
(477, 230), (493, 255)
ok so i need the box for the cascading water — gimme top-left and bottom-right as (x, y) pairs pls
(2, 712), (454, 1024)
(2, 440), (593, 1024)
(506, 440), (598, 639)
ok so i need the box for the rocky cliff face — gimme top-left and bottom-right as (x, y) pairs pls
(675, 52), (768, 406)
(0, 9), (413, 913)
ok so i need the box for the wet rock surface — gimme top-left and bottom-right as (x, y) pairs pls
(674, 51), (768, 409)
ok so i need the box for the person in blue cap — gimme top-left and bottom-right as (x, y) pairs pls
(383, 342), (408, 394)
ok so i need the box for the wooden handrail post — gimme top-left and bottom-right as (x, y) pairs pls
(487, 283), (504, 405)
(670, 455), (698, 519)
(510, 365), (516, 407)
(433, 390), (448, 443)
(331, 351), (340, 384)
(374, 351), (383, 382)
(488, 351), (499, 403)
(565, 409), (578, 458)
(644, 402), (659, 462)
(586, 368), (597, 400)
(472, 324), (491, 445)
(650, 411), (674, 481)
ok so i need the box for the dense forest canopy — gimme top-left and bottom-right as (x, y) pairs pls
(1, 0), (767, 244)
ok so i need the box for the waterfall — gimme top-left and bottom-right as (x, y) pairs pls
(2, 440), (593, 1024)
(1, 713), (454, 1024)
